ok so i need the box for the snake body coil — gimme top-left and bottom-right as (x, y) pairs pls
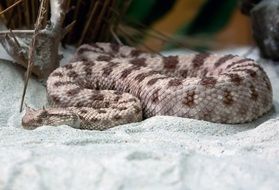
(22, 43), (273, 130)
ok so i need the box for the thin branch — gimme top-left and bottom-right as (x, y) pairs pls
(0, 30), (34, 35)
(63, 20), (76, 38)
(78, 1), (99, 45)
(0, 0), (23, 16)
(110, 26), (123, 45)
(20, 0), (48, 112)
(9, 29), (21, 48)
(90, 0), (111, 44)
(1, 33), (27, 67)
(117, 25), (162, 56)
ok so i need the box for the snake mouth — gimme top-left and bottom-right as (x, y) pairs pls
(21, 107), (82, 130)
(21, 121), (40, 130)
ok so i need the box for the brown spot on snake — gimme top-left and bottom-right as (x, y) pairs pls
(163, 56), (179, 70)
(168, 79), (182, 87)
(200, 77), (217, 88)
(215, 54), (236, 67)
(130, 58), (147, 67)
(183, 91), (196, 107)
(223, 90), (233, 105)
(192, 53), (210, 68)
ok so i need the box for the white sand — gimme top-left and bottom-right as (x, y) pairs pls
(0, 48), (279, 190)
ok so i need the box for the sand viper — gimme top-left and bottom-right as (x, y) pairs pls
(22, 43), (273, 130)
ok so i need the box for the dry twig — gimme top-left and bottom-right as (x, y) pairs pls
(18, 0), (67, 111)
(20, 0), (48, 112)
(0, 0), (23, 16)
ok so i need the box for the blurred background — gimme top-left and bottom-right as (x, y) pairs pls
(124, 0), (253, 51)
(0, 0), (253, 52)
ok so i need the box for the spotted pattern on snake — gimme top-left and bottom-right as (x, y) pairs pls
(22, 43), (273, 130)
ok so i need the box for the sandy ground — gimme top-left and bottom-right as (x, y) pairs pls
(0, 47), (279, 190)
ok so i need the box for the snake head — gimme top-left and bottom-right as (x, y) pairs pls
(22, 106), (80, 130)
(22, 106), (50, 129)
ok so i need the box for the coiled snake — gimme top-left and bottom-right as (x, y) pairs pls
(22, 43), (273, 130)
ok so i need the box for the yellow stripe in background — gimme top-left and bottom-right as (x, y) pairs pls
(215, 8), (253, 49)
(141, 0), (205, 51)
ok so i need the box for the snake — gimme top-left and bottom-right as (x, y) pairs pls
(22, 43), (273, 130)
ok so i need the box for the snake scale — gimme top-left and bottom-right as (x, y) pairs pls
(22, 43), (273, 130)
